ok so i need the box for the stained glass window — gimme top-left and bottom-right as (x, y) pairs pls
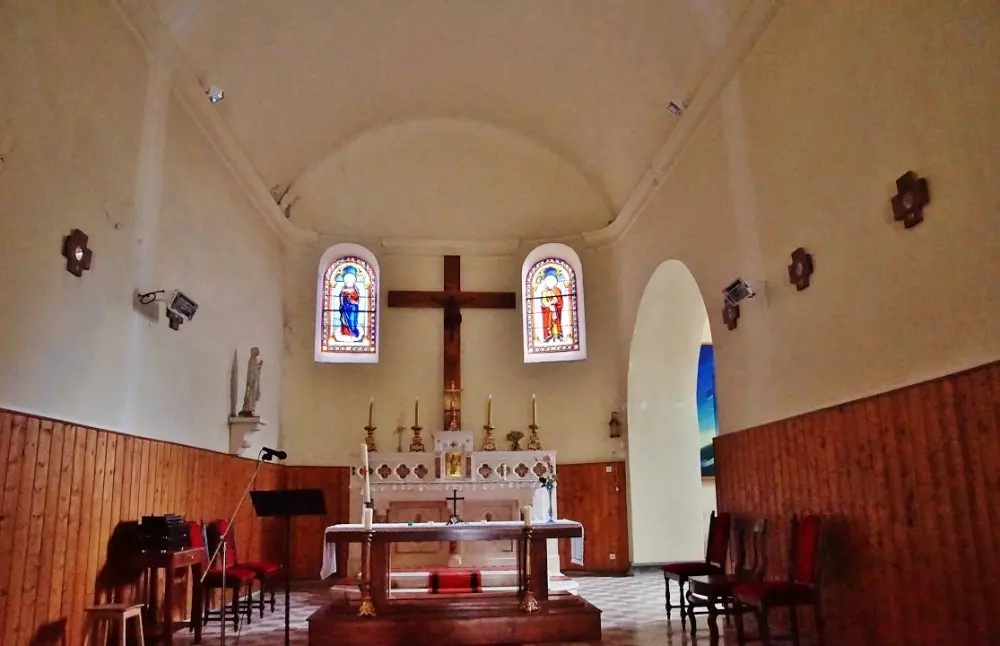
(521, 243), (587, 363)
(315, 244), (380, 364)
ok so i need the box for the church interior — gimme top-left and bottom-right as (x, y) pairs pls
(0, 1), (998, 645)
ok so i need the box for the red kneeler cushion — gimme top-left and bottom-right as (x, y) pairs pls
(239, 561), (281, 576)
(662, 562), (725, 577)
(428, 569), (483, 594)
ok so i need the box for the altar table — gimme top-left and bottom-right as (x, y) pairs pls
(324, 520), (580, 611)
(310, 520), (600, 646)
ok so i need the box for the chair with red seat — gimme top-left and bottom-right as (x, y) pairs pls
(211, 517), (282, 617)
(189, 520), (257, 630)
(662, 511), (732, 626)
(732, 514), (825, 646)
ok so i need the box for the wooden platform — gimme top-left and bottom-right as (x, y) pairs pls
(308, 592), (602, 646)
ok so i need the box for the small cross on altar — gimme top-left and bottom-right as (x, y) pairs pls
(446, 489), (465, 522)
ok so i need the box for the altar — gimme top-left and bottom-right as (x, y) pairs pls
(335, 429), (578, 595)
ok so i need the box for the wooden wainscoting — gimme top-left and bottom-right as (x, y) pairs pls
(283, 466), (351, 580)
(556, 461), (629, 574)
(0, 410), (284, 646)
(715, 360), (1000, 646)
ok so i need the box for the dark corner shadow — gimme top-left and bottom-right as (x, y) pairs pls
(819, 514), (855, 586)
(28, 618), (67, 646)
(94, 520), (146, 602)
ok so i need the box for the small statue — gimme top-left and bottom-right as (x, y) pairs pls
(239, 347), (263, 417)
(527, 426), (543, 451)
(506, 430), (524, 451)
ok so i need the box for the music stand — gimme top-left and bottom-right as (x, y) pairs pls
(250, 488), (327, 646)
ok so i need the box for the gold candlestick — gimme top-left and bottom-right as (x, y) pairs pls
(364, 425), (377, 453)
(482, 424), (497, 451)
(409, 424), (426, 452)
(527, 423), (543, 451)
(357, 530), (376, 617)
(519, 526), (540, 613)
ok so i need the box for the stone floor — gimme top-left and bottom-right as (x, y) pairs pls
(173, 569), (760, 645)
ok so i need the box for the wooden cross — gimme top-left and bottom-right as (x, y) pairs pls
(388, 255), (517, 428)
(61, 229), (93, 277)
(446, 489), (465, 519)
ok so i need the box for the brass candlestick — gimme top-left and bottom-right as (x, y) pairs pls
(364, 425), (377, 453)
(527, 424), (543, 451)
(357, 530), (375, 617)
(519, 526), (539, 613)
(482, 424), (497, 451)
(409, 424), (426, 452)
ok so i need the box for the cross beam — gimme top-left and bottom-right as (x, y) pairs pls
(388, 255), (516, 428)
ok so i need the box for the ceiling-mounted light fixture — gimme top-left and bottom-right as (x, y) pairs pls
(205, 85), (225, 104)
(666, 101), (686, 117)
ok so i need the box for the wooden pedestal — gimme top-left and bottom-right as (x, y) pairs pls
(308, 592), (602, 646)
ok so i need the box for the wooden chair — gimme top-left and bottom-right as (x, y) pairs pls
(684, 516), (768, 633)
(81, 603), (144, 646)
(189, 520), (257, 630)
(733, 514), (825, 646)
(211, 517), (282, 617)
(661, 510), (732, 626)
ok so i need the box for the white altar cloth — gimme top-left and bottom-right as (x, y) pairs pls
(320, 520), (584, 579)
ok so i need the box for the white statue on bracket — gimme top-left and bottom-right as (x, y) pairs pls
(240, 347), (263, 417)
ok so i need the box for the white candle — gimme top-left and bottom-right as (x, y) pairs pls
(487, 394), (493, 426)
(523, 505), (532, 528)
(363, 507), (374, 530)
(532, 393), (537, 426)
(361, 443), (371, 504)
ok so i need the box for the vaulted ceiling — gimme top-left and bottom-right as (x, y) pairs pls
(149, 0), (753, 239)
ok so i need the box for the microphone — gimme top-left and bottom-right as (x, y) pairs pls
(261, 447), (287, 462)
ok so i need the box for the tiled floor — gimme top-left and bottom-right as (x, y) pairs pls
(174, 570), (750, 645)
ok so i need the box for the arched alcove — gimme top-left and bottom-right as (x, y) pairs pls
(627, 259), (715, 564)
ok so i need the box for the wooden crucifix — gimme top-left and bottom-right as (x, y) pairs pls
(388, 255), (517, 428)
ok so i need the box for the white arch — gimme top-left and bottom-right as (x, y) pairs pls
(314, 243), (381, 364)
(520, 243), (587, 363)
(627, 259), (713, 564)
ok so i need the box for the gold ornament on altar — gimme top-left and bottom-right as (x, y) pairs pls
(527, 424), (542, 451)
(506, 430), (524, 451)
(409, 397), (425, 452)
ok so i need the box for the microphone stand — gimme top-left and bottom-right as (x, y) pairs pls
(201, 448), (270, 646)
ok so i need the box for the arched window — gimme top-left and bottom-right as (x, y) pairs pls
(521, 243), (587, 363)
(315, 243), (380, 364)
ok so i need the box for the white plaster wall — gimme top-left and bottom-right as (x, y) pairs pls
(0, 0), (283, 453)
(627, 260), (707, 565)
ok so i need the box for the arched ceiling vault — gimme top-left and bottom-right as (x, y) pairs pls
(146, 0), (754, 239)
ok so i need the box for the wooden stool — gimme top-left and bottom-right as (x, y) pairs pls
(82, 604), (145, 646)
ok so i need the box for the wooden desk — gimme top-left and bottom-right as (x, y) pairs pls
(135, 548), (204, 645)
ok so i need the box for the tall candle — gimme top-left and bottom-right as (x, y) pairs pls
(368, 397), (374, 426)
(532, 393), (537, 426)
(361, 443), (371, 504)
(363, 507), (374, 530)
(414, 397), (420, 427)
(523, 505), (533, 528)
(487, 394), (493, 426)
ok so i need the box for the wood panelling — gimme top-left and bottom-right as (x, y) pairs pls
(715, 360), (1000, 646)
(556, 461), (629, 573)
(0, 410), (284, 646)
(283, 466), (351, 580)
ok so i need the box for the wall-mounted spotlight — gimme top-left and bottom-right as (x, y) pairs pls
(666, 101), (686, 117)
(136, 289), (199, 330)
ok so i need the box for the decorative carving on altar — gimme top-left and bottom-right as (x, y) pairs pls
(351, 450), (557, 492)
